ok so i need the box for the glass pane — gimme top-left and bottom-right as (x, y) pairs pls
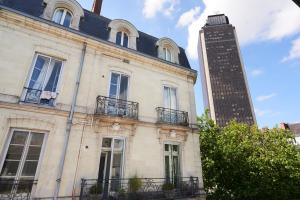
(111, 152), (122, 191)
(164, 87), (170, 108)
(113, 139), (124, 151)
(6, 145), (24, 160)
(163, 48), (167, 60)
(172, 145), (178, 153)
(109, 73), (119, 98)
(111, 73), (119, 85)
(166, 49), (171, 61)
(16, 179), (34, 194)
(116, 32), (122, 45)
(102, 138), (112, 148)
(53, 9), (63, 24)
(119, 76), (128, 100)
(165, 144), (169, 152)
(109, 85), (117, 99)
(44, 60), (62, 92)
(123, 33), (128, 47)
(26, 146), (42, 160)
(165, 156), (170, 181)
(170, 88), (177, 110)
(30, 133), (44, 146)
(0, 161), (19, 176)
(0, 178), (15, 193)
(63, 11), (72, 27)
(10, 131), (28, 145)
(21, 161), (38, 176)
(29, 55), (50, 90)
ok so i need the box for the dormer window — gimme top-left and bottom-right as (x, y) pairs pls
(156, 38), (180, 64)
(108, 19), (139, 50)
(116, 31), (129, 48)
(53, 8), (73, 27)
(163, 47), (172, 62)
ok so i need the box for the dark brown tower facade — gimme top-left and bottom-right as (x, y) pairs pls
(198, 14), (256, 127)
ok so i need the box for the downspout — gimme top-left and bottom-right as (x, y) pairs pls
(54, 42), (87, 199)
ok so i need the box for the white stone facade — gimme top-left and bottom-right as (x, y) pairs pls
(0, 4), (204, 199)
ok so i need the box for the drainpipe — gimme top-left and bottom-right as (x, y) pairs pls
(54, 42), (87, 199)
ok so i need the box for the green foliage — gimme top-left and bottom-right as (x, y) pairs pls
(162, 183), (175, 191)
(89, 184), (102, 194)
(128, 176), (142, 193)
(198, 111), (300, 200)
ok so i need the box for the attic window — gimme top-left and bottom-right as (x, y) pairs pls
(116, 31), (129, 48)
(163, 47), (172, 62)
(53, 8), (73, 27)
(156, 38), (180, 64)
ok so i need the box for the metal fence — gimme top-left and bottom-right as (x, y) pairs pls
(0, 179), (37, 200)
(156, 107), (189, 126)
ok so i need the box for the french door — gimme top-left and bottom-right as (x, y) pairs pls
(0, 130), (45, 198)
(163, 87), (178, 123)
(98, 138), (125, 198)
(164, 143), (180, 185)
(108, 72), (129, 116)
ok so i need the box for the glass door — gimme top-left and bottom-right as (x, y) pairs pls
(108, 73), (129, 116)
(0, 130), (45, 198)
(98, 138), (125, 198)
(164, 87), (178, 123)
(164, 144), (180, 186)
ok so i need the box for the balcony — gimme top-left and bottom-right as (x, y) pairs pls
(22, 87), (57, 106)
(79, 177), (202, 200)
(95, 96), (139, 120)
(0, 179), (37, 199)
(156, 107), (189, 126)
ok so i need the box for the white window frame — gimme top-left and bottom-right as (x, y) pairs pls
(116, 31), (129, 47)
(0, 128), (48, 197)
(52, 8), (73, 27)
(163, 47), (172, 62)
(22, 53), (64, 105)
(163, 85), (178, 110)
(100, 137), (126, 192)
(163, 141), (182, 181)
(108, 71), (130, 100)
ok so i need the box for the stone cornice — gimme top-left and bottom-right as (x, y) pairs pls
(0, 5), (197, 83)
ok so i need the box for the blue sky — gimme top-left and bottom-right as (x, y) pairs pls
(78, 0), (300, 128)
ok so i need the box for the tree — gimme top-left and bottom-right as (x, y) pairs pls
(198, 113), (300, 200)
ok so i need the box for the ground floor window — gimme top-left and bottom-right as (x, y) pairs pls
(0, 130), (45, 197)
(98, 137), (125, 197)
(164, 143), (180, 185)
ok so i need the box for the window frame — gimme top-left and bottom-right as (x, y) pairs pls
(52, 8), (73, 27)
(0, 128), (48, 195)
(163, 141), (182, 182)
(116, 31), (129, 48)
(108, 71), (130, 101)
(163, 47), (172, 62)
(163, 85), (178, 110)
(22, 53), (65, 106)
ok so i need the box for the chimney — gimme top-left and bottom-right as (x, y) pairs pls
(92, 0), (103, 15)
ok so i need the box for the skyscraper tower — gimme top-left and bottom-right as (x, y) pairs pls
(198, 14), (256, 127)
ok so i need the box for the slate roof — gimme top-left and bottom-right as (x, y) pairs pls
(0, 0), (191, 69)
(288, 123), (300, 136)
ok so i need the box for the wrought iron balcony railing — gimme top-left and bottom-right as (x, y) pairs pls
(80, 177), (201, 200)
(22, 87), (57, 106)
(156, 107), (189, 126)
(95, 96), (139, 120)
(0, 179), (37, 200)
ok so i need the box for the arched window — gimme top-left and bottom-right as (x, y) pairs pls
(52, 8), (72, 27)
(116, 31), (129, 48)
(163, 47), (172, 62)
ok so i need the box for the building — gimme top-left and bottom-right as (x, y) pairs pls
(293, 0), (300, 7)
(198, 14), (256, 127)
(280, 123), (300, 146)
(0, 0), (205, 199)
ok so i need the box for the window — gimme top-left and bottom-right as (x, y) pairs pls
(52, 8), (72, 27)
(163, 47), (172, 62)
(109, 72), (129, 100)
(116, 31), (129, 48)
(98, 138), (125, 195)
(164, 143), (180, 185)
(0, 130), (45, 195)
(24, 54), (63, 106)
(164, 86), (177, 110)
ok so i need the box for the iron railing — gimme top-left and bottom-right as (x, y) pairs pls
(95, 96), (139, 120)
(80, 177), (201, 200)
(156, 107), (189, 126)
(22, 87), (56, 106)
(0, 179), (37, 200)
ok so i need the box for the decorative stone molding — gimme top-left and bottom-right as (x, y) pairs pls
(7, 115), (56, 131)
(42, 0), (84, 30)
(157, 128), (188, 143)
(108, 19), (139, 50)
(156, 37), (180, 64)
